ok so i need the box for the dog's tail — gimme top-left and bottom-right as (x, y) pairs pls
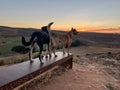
(47, 22), (54, 30)
(22, 35), (36, 46)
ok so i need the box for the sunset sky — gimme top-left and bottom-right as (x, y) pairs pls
(0, 0), (120, 33)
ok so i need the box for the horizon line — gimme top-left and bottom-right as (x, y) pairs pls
(0, 25), (120, 34)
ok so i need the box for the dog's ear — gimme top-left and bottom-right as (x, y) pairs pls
(72, 28), (78, 35)
(74, 28), (76, 31)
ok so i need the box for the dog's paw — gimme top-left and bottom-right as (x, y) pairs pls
(41, 62), (44, 64)
(41, 55), (44, 59)
(30, 60), (34, 63)
(45, 55), (48, 58)
(49, 54), (52, 57)
(55, 54), (58, 57)
(63, 52), (65, 55)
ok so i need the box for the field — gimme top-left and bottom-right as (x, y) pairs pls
(0, 26), (120, 90)
(0, 36), (21, 56)
(22, 46), (120, 90)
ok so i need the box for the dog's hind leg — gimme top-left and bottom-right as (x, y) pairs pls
(29, 47), (34, 62)
(62, 46), (65, 54)
(29, 41), (36, 62)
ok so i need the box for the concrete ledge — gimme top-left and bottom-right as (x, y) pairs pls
(0, 52), (73, 90)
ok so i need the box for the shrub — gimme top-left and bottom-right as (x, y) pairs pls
(71, 39), (85, 47)
(11, 45), (29, 54)
(56, 39), (84, 49)
(106, 83), (114, 90)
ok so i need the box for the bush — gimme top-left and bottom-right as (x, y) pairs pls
(71, 39), (85, 47)
(11, 45), (29, 54)
(56, 39), (84, 49)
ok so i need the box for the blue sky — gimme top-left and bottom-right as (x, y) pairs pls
(0, 0), (120, 32)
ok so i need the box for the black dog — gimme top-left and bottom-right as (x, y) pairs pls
(22, 22), (53, 64)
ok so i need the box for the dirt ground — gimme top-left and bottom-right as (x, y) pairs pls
(0, 46), (120, 90)
(28, 46), (120, 90)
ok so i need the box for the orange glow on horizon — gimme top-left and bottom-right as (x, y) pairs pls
(88, 29), (120, 33)
(1, 23), (120, 33)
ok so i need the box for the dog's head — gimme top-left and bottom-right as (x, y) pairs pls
(71, 28), (78, 35)
(41, 22), (54, 34)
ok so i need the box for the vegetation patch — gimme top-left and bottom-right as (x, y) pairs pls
(11, 45), (29, 54)
(0, 52), (39, 66)
(105, 83), (114, 90)
(0, 36), (29, 56)
(71, 39), (85, 47)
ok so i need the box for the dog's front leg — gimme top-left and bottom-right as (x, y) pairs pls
(53, 47), (57, 57)
(62, 42), (66, 54)
(48, 43), (52, 57)
(67, 41), (72, 55)
(68, 45), (70, 55)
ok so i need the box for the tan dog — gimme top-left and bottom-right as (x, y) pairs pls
(51, 28), (78, 56)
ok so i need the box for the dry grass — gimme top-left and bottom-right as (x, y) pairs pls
(105, 83), (114, 90)
(0, 52), (40, 66)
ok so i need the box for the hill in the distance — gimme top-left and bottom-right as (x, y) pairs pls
(0, 26), (38, 36)
(0, 25), (120, 47)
